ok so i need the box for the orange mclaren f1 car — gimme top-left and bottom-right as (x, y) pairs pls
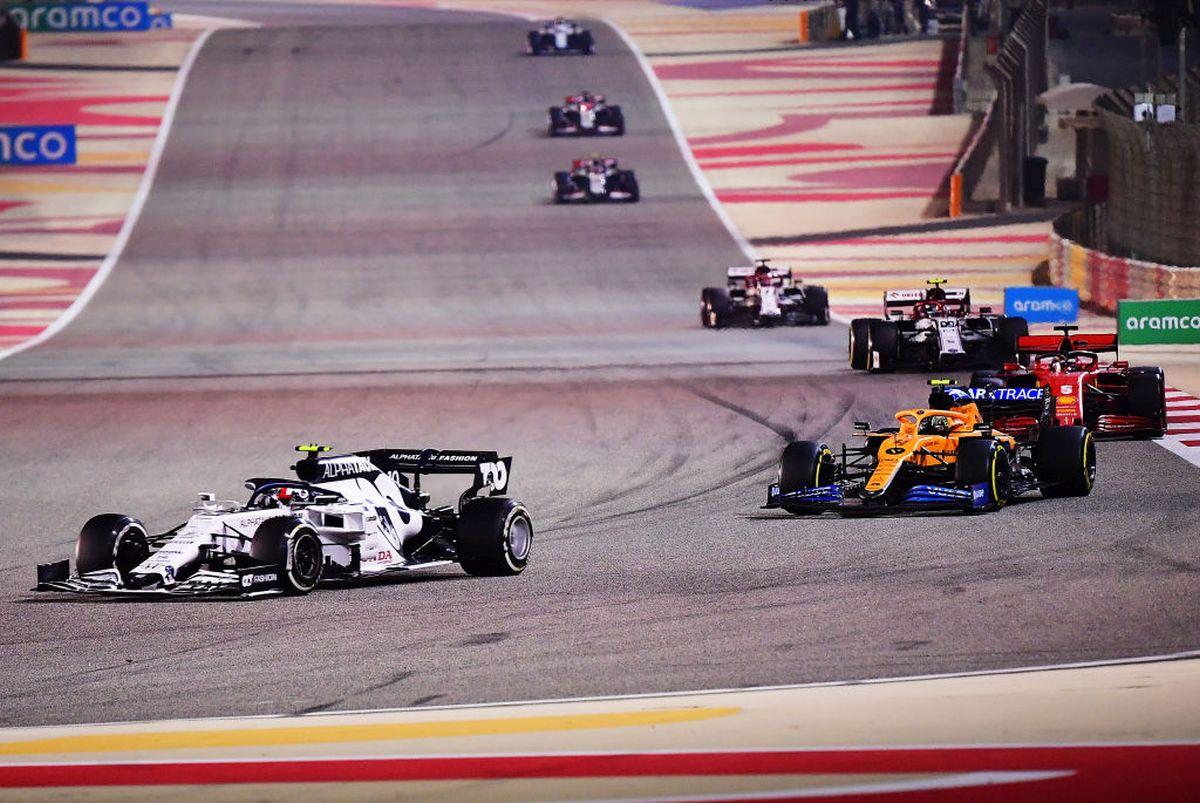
(765, 382), (1097, 515)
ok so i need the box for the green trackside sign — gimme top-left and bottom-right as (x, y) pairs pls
(1118, 298), (1200, 345)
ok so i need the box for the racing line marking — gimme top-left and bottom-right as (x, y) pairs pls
(0, 28), (216, 364)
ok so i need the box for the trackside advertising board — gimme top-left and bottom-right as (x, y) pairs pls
(1004, 286), (1079, 323)
(0, 125), (76, 165)
(1119, 298), (1200, 345)
(9, 2), (152, 33)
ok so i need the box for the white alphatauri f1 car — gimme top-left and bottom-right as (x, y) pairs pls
(35, 445), (533, 598)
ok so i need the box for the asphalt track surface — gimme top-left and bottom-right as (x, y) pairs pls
(1, 6), (1198, 727)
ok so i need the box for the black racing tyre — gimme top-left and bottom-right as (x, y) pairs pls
(778, 441), (835, 515)
(75, 513), (150, 583)
(621, 170), (639, 202)
(457, 497), (533, 576)
(547, 106), (567, 135)
(970, 369), (1001, 387)
(1128, 367), (1166, 433)
(553, 171), (574, 203)
(607, 105), (625, 135)
(578, 29), (594, 54)
(250, 517), (323, 594)
(527, 31), (543, 54)
(996, 316), (1029, 362)
(867, 320), (899, 373)
(1035, 425), (1096, 497)
(954, 438), (1012, 510)
(849, 318), (871, 369)
(803, 287), (830, 325)
(700, 287), (733, 328)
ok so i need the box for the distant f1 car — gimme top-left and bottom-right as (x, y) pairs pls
(971, 326), (1167, 439)
(527, 17), (593, 55)
(553, 157), (639, 203)
(549, 92), (624, 136)
(765, 383), (1096, 515)
(35, 445), (533, 598)
(849, 279), (1028, 373)
(700, 259), (829, 328)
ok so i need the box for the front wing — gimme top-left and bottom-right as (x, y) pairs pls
(764, 481), (991, 514)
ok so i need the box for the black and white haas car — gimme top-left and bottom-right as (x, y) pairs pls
(35, 445), (533, 598)
(700, 258), (830, 328)
(849, 279), (1028, 373)
(553, 157), (639, 203)
(527, 17), (594, 55)
(549, 92), (624, 136)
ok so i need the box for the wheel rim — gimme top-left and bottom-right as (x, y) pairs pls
(1082, 433), (1096, 489)
(507, 515), (532, 561)
(992, 450), (1012, 506)
(292, 534), (321, 585)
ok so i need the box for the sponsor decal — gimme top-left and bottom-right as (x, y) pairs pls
(967, 387), (1044, 401)
(478, 460), (508, 492)
(885, 447), (906, 455)
(1058, 395), (1076, 405)
(0, 125), (76, 166)
(320, 456), (375, 479)
(242, 572), (277, 587)
(9, 2), (153, 32)
(1004, 287), (1079, 323)
(163, 566), (175, 583)
(972, 484), (988, 505)
(1118, 298), (1200, 345)
(149, 10), (171, 28)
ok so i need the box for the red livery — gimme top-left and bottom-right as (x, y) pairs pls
(971, 325), (1167, 439)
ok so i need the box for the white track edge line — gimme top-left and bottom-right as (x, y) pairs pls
(0, 28), (216, 364)
(17, 648), (1199, 732)
(605, 17), (853, 327)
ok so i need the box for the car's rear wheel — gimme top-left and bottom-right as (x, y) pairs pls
(955, 438), (1012, 510)
(552, 171), (574, 203)
(1128, 366), (1166, 435)
(75, 514), (150, 584)
(527, 31), (543, 54)
(251, 518), (323, 594)
(620, 170), (639, 202)
(701, 287), (733, 329)
(867, 320), (899, 373)
(849, 318), (871, 369)
(457, 498), (533, 576)
(778, 441), (835, 515)
(996, 316), (1028, 362)
(1035, 425), (1096, 497)
(803, 286), (830, 326)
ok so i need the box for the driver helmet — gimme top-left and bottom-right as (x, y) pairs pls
(925, 285), (947, 302)
(918, 415), (952, 435)
(274, 486), (294, 505)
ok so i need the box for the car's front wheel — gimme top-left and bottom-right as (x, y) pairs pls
(75, 513), (150, 584)
(251, 518), (323, 594)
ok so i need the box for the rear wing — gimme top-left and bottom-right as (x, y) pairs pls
(928, 381), (1048, 437)
(727, 266), (791, 285)
(884, 287), (970, 309)
(360, 449), (512, 496)
(293, 446), (511, 495)
(1017, 332), (1118, 355)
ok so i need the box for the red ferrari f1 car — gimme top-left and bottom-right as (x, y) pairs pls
(970, 326), (1167, 439)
